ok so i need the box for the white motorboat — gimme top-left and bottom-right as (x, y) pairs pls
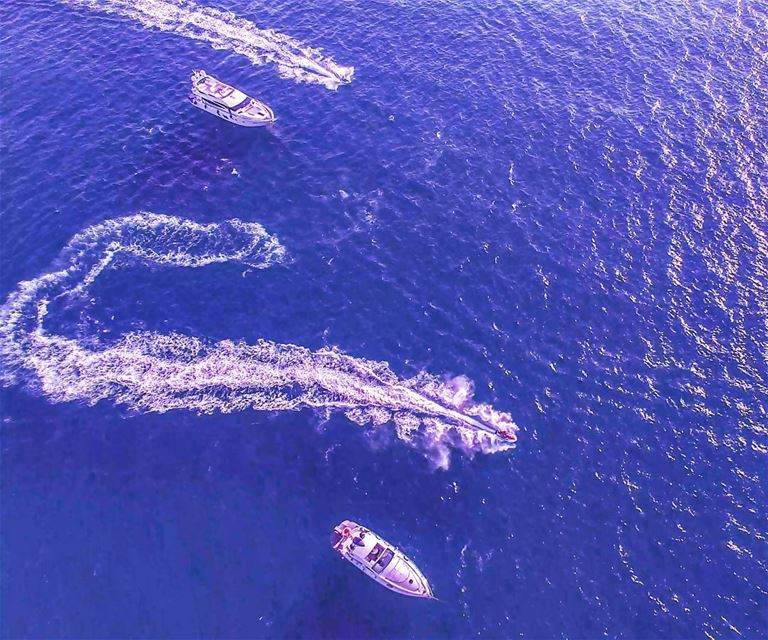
(331, 520), (434, 599)
(189, 70), (275, 127)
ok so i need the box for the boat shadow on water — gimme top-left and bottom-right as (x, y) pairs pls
(119, 106), (292, 209)
(277, 549), (435, 638)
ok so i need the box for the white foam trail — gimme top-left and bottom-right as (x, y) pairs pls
(65, 0), (354, 89)
(0, 214), (517, 466)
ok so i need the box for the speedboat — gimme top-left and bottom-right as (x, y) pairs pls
(189, 70), (275, 127)
(331, 520), (434, 599)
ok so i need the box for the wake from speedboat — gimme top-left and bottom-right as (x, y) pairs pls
(65, 0), (354, 89)
(0, 214), (517, 466)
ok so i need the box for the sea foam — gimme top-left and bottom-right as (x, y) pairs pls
(0, 214), (517, 466)
(65, 0), (354, 89)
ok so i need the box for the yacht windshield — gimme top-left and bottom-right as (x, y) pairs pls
(233, 97), (251, 111)
(366, 543), (384, 563)
(373, 550), (394, 574)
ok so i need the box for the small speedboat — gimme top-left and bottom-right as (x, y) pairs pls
(189, 70), (275, 127)
(331, 520), (434, 599)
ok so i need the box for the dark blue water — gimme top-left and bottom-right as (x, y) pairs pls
(2, 0), (767, 638)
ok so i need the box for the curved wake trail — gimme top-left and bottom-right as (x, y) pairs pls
(65, 0), (354, 89)
(0, 214), (517, 466)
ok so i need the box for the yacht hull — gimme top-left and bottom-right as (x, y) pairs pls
(189, 94), (273, 127)
(189, 70), (275, 127)
(331, 520), (434, 599)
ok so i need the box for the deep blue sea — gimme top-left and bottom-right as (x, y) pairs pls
(1, 0), (767, 638)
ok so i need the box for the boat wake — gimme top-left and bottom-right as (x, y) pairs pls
(65, 0), (354, 90)
(0, 214), (517, 467)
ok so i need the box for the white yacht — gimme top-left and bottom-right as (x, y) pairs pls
(189, 70), (275, 127)
(331, 520), (434, 599)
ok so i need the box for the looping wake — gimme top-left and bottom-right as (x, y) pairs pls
(65, 0), (354, 89)
(0, 214), (518, 466)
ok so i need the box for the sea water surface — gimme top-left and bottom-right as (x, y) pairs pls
(1, 0), (766, 638)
